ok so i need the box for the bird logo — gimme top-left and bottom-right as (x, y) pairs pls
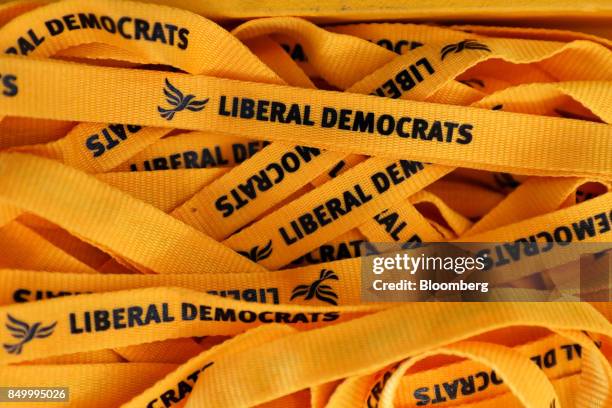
(440, 39), (491, 60)
(3, 314), (57, 355)
(237, 240), (273, 263)
(290, 269), (339, 305)
(158, 78), (209, 120)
